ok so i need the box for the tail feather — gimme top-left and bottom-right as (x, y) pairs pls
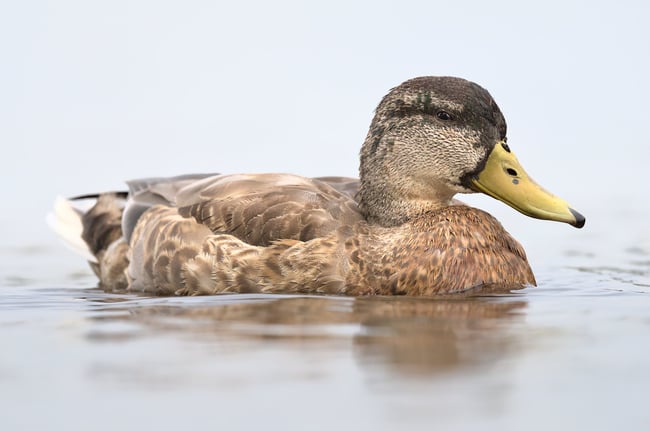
(47, 196), (98, 263)
(80, 193), (126, 257)
(70, 191), (129, 201)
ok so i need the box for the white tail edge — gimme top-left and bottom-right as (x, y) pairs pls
(46, 196), (98, 263)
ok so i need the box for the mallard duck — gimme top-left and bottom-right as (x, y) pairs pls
(49, 76), (585, 296)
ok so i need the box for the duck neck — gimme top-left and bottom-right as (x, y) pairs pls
(358, 113), (459, 227)
(358, 173), (456, 227)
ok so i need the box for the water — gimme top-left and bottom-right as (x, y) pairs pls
(2, 203), (650, 431)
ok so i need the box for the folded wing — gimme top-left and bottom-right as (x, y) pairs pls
(123, 173), (363, 246)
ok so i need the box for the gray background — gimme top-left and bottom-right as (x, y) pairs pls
(2, 0), (648, 252)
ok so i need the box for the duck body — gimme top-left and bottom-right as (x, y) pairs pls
(51, 76), (584, 296)
(73, 172), (533, 296)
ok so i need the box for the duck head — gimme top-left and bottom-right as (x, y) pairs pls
(359, 76), (585, 228)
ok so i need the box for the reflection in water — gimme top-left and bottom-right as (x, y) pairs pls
(353, 297), (525, 375)
(87, 294), (527, 377)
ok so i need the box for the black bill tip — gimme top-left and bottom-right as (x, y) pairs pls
(569, 208), (586, 229)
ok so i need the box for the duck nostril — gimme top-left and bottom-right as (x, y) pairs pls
(506, 168), (518, 177)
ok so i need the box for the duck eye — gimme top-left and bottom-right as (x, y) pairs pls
(436, 111), (453, 121)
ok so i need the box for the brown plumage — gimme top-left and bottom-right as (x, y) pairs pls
(53, 76), (585, 296)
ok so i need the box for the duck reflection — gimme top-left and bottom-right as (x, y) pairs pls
(352, 297), (525, 374)
(88, 293), (527, 376)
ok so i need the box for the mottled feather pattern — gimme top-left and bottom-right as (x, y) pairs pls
(79, 193), (129, 290)
(111, 202), (533, 296)
(336, 206), (534, 296)
(81, 193), (124, 257)
(126, 205), (211, 294)
(176, 175), (363, 246)
(80, 188), (535, 296)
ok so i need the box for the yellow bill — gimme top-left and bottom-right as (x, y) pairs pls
(471, 141), (585, 228)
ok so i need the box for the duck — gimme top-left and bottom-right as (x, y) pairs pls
(49, 76), (585, 296)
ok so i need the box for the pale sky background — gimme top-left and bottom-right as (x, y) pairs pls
(1, 0), (649, 266)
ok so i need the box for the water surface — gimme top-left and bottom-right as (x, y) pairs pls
(2, 206), (649, 431)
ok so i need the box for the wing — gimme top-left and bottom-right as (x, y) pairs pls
(174, 173), (363, 246)
(314, 176), (360, 200)
(122, 173), (218, 242)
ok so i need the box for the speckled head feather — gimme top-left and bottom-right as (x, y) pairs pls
(359, 76), (508, 227)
